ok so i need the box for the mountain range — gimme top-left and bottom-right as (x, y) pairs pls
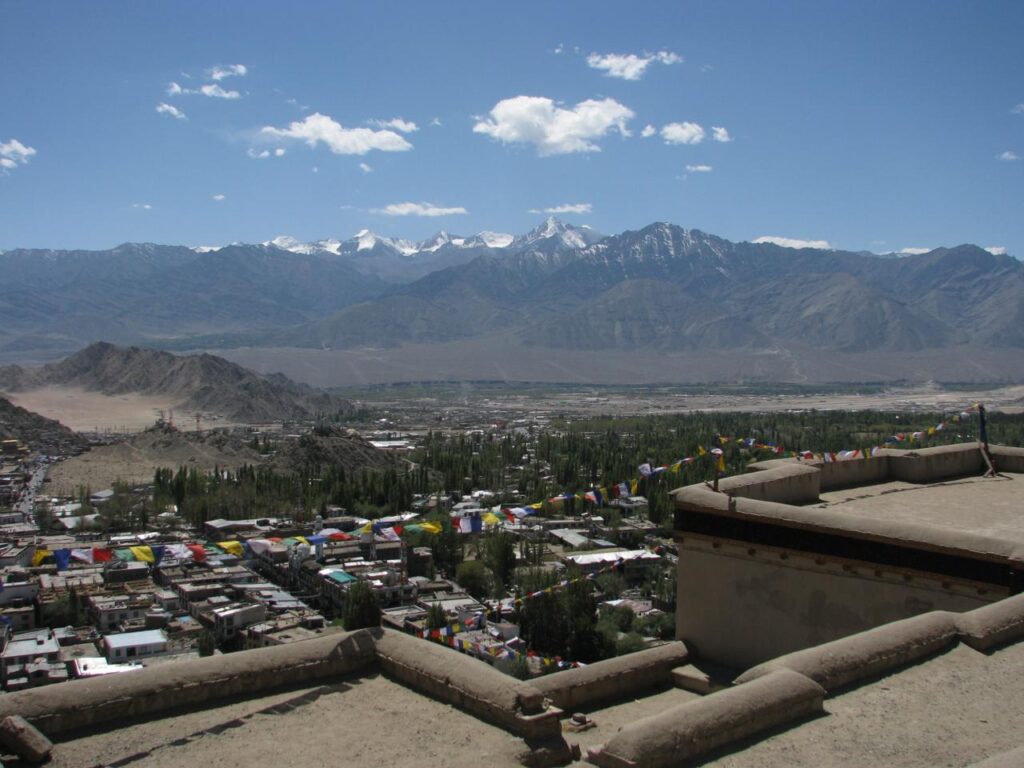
(1, 219), (1022, 383)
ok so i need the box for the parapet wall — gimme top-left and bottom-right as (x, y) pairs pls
(373, 629), (559, 740)
(717, 463), (820, 503)
(529, 642), (689, 711)
(586, 593), (1024, 767)
(0, 629), (379, 736)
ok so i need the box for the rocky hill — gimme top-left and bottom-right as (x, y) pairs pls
(271, 427), (398, 474)
(0, 396), (88, 456)
(0, 343), (352, 423)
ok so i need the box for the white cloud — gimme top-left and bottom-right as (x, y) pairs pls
(685, 164), (713, 173)
(898, 247), (931, 255)
(372, 202), (468, 217)
(527, 203), (592, 214)
(754, 236), (831, 250)
(168, 80), (241, 99)
(199, 83), (240, 99)
(586, 50), (682, 80)
(985, 246), (1006, 256)
(430, 117), (443, 127)
(1011, 104), (1024, 114)
(274, 148), (285, 156)
(155, 102), (186, 120)
(711, 126), (732, 142)
(261, 113), (413, 155)
(248, 148), (271, 159)
(312, 166), (319, 174)
(359, 162), (373, 173)
(473, 95), (634, 156)
(641, 124), (656, 138)
(208, 64), (247, 81)
(371, 118), (418, 133)
(212, 194), (225, 201)
(661, 122), (705, 145)
(553, 43), (564, 55)
(998, 150), (1019, 161)
(0, 138), (36, 171)
(132, 203), (153, 210)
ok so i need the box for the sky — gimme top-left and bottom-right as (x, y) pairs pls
(2, 0), (1023, 256)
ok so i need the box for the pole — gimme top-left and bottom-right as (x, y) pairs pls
(978, 404), (997, 477)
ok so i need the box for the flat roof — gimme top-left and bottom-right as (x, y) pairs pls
(42, 674), (526, 768)
(710, 641), (1024, 768)
(104, 630), (167, 649)
(816, 473), (1024, 546)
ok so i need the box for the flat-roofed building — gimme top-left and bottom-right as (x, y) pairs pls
(102, 629), (168, 663)
(671, 442), (1024, 669)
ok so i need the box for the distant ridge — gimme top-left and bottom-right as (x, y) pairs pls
(1, 221), (1021, 383)
(0, 342), (352, 423)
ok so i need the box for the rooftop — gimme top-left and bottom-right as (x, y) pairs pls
(816, 473), (1024, 545)
(103, 630), (167, 649)
(712, 640), (1024, 768)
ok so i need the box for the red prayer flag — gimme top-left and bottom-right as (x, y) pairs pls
(92, 547), (113, 562)
(186, 544), (207, 562)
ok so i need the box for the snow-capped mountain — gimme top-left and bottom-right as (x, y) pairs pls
(511, 216), (603, 252)
(258, 219), (598, 283)
(264, 218), (596, 262)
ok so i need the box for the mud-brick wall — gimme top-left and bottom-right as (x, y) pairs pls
(675, 538), (998, 669)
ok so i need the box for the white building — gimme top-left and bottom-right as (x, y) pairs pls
(103, 629), (168, 663)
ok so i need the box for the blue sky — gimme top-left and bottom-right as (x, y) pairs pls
(2, 0), (1022, 256)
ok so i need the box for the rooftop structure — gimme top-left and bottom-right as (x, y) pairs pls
(671, 442), (1024, 668)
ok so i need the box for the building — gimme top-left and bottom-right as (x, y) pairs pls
(102, 629), (168, 663)
(0, 628), (63, 690)
(671, 442), (1024, 669)
(560, 549), (662, 582)
(211, 602), (267, 643)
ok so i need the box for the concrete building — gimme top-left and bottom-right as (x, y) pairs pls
(103, 629), (168, 663)
(211, 602), (268, 643)
(0, 628), (63, 690)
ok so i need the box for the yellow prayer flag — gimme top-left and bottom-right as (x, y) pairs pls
(32, 549), (52, 567)
(420, 522), (442, 535)
(217, 540), (245, 557)
(129, 545), (155, 563)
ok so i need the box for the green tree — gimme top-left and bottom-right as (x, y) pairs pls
(343, 580), (381, 630)
(197, 630), (217, 657)
(484, 531), (517, 594)
(455, 559), (491, 600)
(426, 603), (447, 630)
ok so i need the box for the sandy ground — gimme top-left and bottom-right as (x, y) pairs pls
(45, 431), (260, 496)
(706, 640), (1024, 768)
(6, 386), (236, 434)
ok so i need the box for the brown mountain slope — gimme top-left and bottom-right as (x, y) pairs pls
(0, 342), (352, 424)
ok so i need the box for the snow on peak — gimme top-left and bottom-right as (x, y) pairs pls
(418, 230), (459, 252)
(352, 229), (417, 256)
(477, 231), (514, 248)
(355, 230), (378, 251)
(191, 245), (222, 253)
(265, 235), (315, 254)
